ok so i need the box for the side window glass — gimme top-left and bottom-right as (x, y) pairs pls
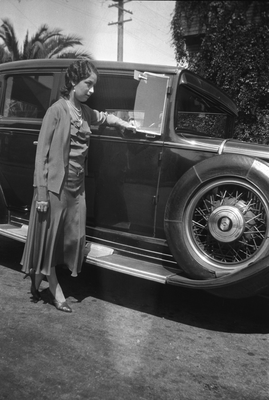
(133, 73), (169, 135)
(176, 86), (228, 138)
(3, 74), (53, 119)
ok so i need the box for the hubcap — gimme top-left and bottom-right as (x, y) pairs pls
(208, 205), (245, 243)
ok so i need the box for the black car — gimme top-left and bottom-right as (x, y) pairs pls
(1, 58), (269, 298)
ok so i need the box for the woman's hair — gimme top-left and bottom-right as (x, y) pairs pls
(60, 59), (99, 98)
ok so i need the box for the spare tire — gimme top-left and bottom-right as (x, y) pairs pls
(164, 154), (269, 279)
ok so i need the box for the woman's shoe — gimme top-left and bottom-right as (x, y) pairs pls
(48, 290), (72, 313)
(53, 299), (72, 313)
(24, 268), (41, 302)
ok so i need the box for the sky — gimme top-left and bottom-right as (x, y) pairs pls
(0, 0), (177, 66)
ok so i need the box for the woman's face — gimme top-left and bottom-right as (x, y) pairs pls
(73, 72), (97, 103)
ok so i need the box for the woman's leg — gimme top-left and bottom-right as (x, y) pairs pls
(46, 267), (72, 312)
(46, 266), (66, 303)
(35, 273), (44, 291)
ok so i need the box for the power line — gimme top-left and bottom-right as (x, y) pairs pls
(125, 29), (173, 60)
(6, 0), (39, 31)
(48, 0), (105, 21)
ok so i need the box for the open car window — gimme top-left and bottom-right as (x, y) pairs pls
(87, 71), (169, 137)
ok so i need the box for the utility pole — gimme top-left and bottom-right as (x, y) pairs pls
(108, 0), (132, 62)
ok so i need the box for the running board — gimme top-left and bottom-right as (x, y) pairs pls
(85, 249), (172, 283)
(0, 223), (174, 284)
(0, 223), (28, 242)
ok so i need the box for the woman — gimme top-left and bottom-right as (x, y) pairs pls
(21, 59), (135, 312)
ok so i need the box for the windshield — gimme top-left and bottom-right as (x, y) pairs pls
(132, 72), (169, 136)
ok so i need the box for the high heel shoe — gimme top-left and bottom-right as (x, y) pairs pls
(53, 299), (72, 313)
(24, 268), (41, 302)
(48, 290), (72, 313)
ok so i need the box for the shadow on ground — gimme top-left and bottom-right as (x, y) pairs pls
(2, 237), (268, 335)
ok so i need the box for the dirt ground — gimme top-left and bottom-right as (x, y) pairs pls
(0, 236), (268, 400)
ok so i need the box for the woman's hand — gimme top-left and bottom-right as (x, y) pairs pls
(121, 119), (136, 134)
(36, 201), (49, 213)
(127, 118), (137, 133)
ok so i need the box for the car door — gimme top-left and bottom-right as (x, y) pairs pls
(85, 70), (170, 237)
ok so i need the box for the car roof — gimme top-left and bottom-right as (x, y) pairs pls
(0, 59), (179, 75)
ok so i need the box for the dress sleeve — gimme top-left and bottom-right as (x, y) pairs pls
(35, 106), (58, 201)
(87, 108), (107, 126)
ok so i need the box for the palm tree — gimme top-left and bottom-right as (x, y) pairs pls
(0, 18), (92, 62)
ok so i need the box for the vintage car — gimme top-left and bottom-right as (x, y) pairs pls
(0, 58), (269, 299)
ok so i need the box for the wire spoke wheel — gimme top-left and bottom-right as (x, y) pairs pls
(185, 179), (269, 270)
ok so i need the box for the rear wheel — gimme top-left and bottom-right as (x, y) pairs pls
(164, 155), (269, 279)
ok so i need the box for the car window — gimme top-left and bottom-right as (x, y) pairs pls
(87, 72), (169, 136)
(176, 85), (228, 138)
(3, 74), (53, 119)
(87, 74), (138, 123)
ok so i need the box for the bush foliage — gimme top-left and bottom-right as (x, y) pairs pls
(171, 1), (269, 143)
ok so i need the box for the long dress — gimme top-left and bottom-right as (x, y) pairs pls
(21, 115), (91, 277)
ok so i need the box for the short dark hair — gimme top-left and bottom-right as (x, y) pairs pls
(60, 59), (99, 98)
